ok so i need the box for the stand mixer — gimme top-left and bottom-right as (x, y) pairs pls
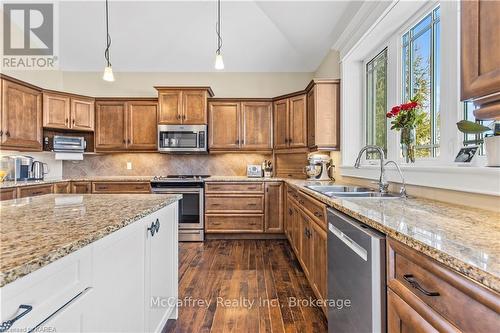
(304, 153), (334, 181)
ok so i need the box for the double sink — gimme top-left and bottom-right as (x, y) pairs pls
(306, 185), (400, 199)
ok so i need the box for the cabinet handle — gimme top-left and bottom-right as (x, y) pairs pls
(211, 203), (221, 206)
(147, 221), (156, 237)
(211, 222), (221, 226)
(211, 187), (221, 190)
(247, 203), (257, 207)
(0, 304), (33, 332)
(65, 118), (69, 124)
(314, 211), (323, 218)
(183, 115), (186, 120)
(127, 139), (131, 144)
(288, 208), (293, 215)
(122, 139), (126, 144)
(5, 131), (10, 137)
(247, 186), (257, 190)
(289, 138), (292, 143)
(155, 219), (160, 233)
(403, 274), (440, 297)
(31, 191), (43, 195)
(299, 199), (305, 205)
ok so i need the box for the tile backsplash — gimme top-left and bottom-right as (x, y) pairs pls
(63, 153), (272, 178)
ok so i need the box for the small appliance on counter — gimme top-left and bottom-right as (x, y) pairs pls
(304, 153), (334, 181)
(262, 160), (273, 178)
(0, 155), (34, 181)
(31, 161), (49, 180)
(247, 164), (263, 178)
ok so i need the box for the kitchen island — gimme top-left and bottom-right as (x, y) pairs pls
(0, 193), (181, 333)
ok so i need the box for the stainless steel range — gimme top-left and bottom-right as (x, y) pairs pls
(150, 175), (209, 241)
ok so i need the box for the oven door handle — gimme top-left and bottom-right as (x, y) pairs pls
(152, 188), (203, 193)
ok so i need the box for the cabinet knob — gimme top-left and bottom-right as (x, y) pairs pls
(72, 119), (75, 125)
(65, 118), (69, 124)
(147, 221), (156, 237)
(5, 131), (10, 137)
(122, 139), (126, 144)
(127, 139), (131, 144)
(155, 218), (160, 233)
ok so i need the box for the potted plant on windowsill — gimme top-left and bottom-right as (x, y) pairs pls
(386, 97), (426, 163)
(457, 120), (500, 167)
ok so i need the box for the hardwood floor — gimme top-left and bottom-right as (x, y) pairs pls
(163, 240), (328, 333)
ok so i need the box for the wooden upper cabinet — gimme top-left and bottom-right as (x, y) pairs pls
(95, 101), (127, 151)
(273, 98), (289, 149)
(70, 97), (94, 131)
(1, 78), (42, 151)
(240, 101), (272, 150)
(274, 94), (307, 150)
(158, 90), (182, 124)
(461, 0), (500, 120)
(208, 101), (240, 149)
(156, 87), (213, 125)
(43, 91), (94, 131)
(307, 80), (341, 150)
(127, 101), (157, 150)
(183, 90), (207, 124)
(43, 92), (70, 129)
(288, 94), (307, 148)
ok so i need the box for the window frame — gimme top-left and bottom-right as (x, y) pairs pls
(364, 47), (389, 161)
(401, 7), (441, 159)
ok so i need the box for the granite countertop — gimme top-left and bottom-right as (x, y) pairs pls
(285, 179), (500, 293)
(0, 176), (154, 189)
(0, 193), (181, 287)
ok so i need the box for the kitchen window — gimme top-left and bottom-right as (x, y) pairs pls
(365, 49), (388, 159)
(402, 6), (440, 158)
(463, 101), (492, 155)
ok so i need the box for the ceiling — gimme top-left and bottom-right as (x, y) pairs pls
(57, 1), (364, 72)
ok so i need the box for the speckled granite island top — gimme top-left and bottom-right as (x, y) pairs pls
(285, 179), (500, 293)
(0, 193), (181, 287)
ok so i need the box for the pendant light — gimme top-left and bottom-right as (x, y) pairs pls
(102, 0), (115, 81)
(214, 0), (224, 70)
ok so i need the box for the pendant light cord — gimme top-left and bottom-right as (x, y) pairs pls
(104, 0), (112, 67)
(216, 0), (222, 55)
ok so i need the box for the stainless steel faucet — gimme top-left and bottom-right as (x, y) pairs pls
(384, 160), (407, 198)
(354, 145), (389, 193)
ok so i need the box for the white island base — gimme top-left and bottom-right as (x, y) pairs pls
(0, 203), (178, 333)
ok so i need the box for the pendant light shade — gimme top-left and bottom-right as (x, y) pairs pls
(215, 0), (224, 70)
(103, 0), (114, 81)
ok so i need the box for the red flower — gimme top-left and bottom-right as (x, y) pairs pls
(391, 106), (401, 115)
(401, 103), (411, 111)
(410, 101), (419, 109)
(386, 112), (393, 118)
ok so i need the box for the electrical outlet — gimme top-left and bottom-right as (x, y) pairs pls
(126, 162), (132, 170)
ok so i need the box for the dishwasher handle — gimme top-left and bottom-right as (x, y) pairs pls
(328, 223), (368, 261)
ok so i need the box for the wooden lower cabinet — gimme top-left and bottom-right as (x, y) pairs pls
(53, 182), (70, 193)
(0, 188), (17, 201)
(71, 181), (91, 194)
(205, 215), (264, 233)
(18, 184), (53, 198)
(92, 182), (151, 194)
(387, 238), (500, 332)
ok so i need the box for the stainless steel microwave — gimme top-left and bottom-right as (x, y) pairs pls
(158, 124), (207, 153)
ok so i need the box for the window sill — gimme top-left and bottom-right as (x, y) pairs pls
(340, 164), (500, 196)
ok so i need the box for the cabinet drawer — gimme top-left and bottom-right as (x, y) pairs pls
(53, 182), (70, 194)
(18, 184), (53, 198)
(205, 195), (264, 213)
(92, 182), (151, 194)
(297, 191), (326, 228)
(388, 239), (500, 333)
(0, 188), (17, 201)
(205, 215), (264, 232)
(205, 182), (264, 193)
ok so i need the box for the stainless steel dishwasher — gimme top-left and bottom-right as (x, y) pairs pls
(327, 208), (386, 333)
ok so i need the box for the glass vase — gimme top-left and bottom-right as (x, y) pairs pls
(400, 127), (416, 163)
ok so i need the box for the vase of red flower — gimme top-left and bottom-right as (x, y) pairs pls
(386, 97), (425, 163)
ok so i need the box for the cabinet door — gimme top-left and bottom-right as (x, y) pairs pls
(71, 97), (95, 131)
(288, 94), (307, 148)
(71, 181), (91, 194)
(241, 101), (272, 150)
(87, 219), (145, 332)
(284, 195), (293, 241)
(127, 101), (157, 150)
(208, 102), (240, 149)
(461, 0), (500, 101)
(1, 80), (42, 150)
(311, 221), (327, 303)
(95, 101), (127, 151)
(53, 182), (70, 194)
(291, 205), (301, 255)
(273, 99), (289, 149)
(145, 205), (178, 332)
(387, 289), (439, 333)
(265, 182), (284, 233)
(43, 92), (70, 129)
(158, 91), (182, 124)
(182, 90), (207, 124)
(0, 188), (17, 201)
(18, 184), (53, 198)
(299, 210), (312, 278)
